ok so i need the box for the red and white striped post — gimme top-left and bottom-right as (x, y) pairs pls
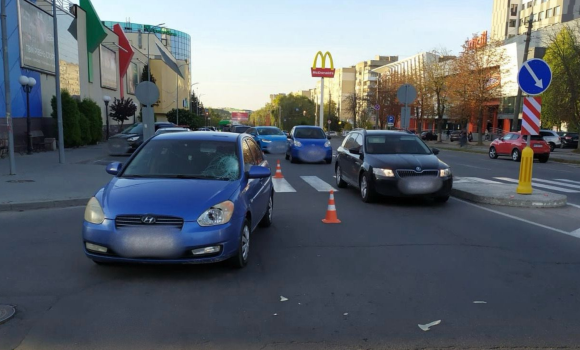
(517, 96), (541, 194)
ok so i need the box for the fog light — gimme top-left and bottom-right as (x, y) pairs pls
(85, 242), (108, 253)
(191, 246), (221, 256)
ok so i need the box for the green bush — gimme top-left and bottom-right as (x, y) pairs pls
(166, 108), (201, 130)
(77, 98), (103, 144)
(51, 90), (82, 147)
(78, 113), (92, 145)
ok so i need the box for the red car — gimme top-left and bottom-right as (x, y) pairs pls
(489, 132), (550, 163)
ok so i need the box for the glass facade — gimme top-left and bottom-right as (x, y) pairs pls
(102, 21), (191, 62)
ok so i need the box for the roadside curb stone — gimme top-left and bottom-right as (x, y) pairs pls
(451, 182), (567, 208)
(0, 198), (90, 212)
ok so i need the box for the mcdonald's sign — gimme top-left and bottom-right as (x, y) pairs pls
(311, 51), (335, 78)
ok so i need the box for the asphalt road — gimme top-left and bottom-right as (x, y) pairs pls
(2, 139), (580, 349)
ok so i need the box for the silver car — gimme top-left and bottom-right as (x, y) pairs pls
(540, 130), (562, 152)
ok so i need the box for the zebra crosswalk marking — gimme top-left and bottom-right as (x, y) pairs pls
(272, 178), (296, 193)
(300, 176), (338, 192)
(532, 178), (580, 190)
(494, 177), (580, 193)
(555, 179), (580, 186)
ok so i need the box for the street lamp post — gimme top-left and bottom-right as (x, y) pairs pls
(103, 95), (111, 139)
(19, 75), (36, 155)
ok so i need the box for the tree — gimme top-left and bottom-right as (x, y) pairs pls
(450, 34), (509, 145)
(424, 49), (455, 140)
(109, 97), (137, 129)
(140, 65), (156, 84)
(166, 108), (201, 130)
(344, 92), (368, 129)
(77, 98), (103, 144)
(51, 90), (82, 147)
(543, 24), (580, 147)
(377, 71), (405, 129)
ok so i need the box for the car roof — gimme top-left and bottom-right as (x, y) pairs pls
(159, 127), (189, 131)
(355, 130), (417, 136)
(255, 126), (279, 128)
(155, 131), (241, 142)
(294, 125), (322, 129)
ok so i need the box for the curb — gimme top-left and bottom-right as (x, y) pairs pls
(0, 198), (90, 212)
(451, 184), (567, 208)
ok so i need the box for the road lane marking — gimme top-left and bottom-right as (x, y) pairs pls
(454, 177), (501, 184)
(301, 176), (337, 192)
(272, 178), (296, 193)
(494, 177), (580, 193)
(451, 198), (580, 238)
(567, 203), (580, 209)
(457, 164), (489, 170)
(532, 178), (580, 189)
(555, 179), (580, 186)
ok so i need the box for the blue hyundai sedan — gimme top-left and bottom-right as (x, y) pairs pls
(83, 132), (274, 268)
(286, 126), (333, 164)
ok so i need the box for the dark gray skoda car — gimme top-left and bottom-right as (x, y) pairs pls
(335, 130), (452, 203)
(107, 122), (174, 156)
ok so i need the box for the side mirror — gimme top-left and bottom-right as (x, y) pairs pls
(432, 148), (440, 155)
(348, 147), (360, 155)
(106, 162), (122, 176)
(248, 165), (271, 179)
(499, 137), (504, 141)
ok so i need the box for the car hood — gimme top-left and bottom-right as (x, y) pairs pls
(295, 138), (328, 146)
(258, 135), (287, 142)
(108, 133), (139, 140)
(365, 153), (445, 170)
(99, 177), (240, 221)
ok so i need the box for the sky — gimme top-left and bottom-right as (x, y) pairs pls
(85, 0), (493, 111)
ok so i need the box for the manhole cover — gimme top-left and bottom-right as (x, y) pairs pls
(0, 305), (15, 324)
(6, 180), (35, 183)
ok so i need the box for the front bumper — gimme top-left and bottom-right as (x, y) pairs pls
(82, 215), (243, 264)
(372, 174), (453, 198)
(261, 140), (287, 153)
(290, 146), (332, 162)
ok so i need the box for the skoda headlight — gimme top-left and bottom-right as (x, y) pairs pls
(127, 136), (139, 142)
(373, 168), (395, 178)
(439, 168), (451, 177)
(197, 201), (234, 227)
(324, 140), (331, 147)
(84, 197), (105, 224)
(294, 140), (302, 147)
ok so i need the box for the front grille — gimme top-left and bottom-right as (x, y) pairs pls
(397, 170), (438, 178)
(115, 215), (184, 229)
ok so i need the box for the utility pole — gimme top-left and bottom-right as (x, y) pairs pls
(53, 0), (65, 163)
(512, 14), (534, 132)
(1, 0), (15, 174)
(375, 73), (380, 129)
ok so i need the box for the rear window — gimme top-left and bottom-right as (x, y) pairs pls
(232, 126), (250, 133)
(523, 135), (544, 141)
(294, 128), (326, 139)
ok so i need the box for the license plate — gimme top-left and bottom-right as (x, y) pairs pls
(534, 144), (543, 148)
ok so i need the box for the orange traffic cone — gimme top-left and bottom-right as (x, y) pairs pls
(273, 160), (284, 179)
(322, 190), (341, 224)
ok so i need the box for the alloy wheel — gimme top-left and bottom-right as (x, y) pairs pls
(241, 225), (250, 261)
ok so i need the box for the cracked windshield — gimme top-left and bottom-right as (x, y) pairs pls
(2, 0), (580, 349)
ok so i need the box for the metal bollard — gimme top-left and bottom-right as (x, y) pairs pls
(516, 146), (533, 194)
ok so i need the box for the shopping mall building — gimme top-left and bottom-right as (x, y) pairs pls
(0, 0), (191, 152)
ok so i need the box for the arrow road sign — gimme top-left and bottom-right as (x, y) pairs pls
(518, 58), (552, 95)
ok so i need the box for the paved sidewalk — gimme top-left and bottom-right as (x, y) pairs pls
(426, 140), (580, 163)
(0, 144), (118, 211)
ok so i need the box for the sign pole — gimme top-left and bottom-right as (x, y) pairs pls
(1, 0), (16, 174)
(53, 0), (65, 163)
(319, 77), (325, 128)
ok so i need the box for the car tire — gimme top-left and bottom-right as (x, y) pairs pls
(285, 153), (290, 160)
(489, 146), (498, 159)
(336, 164), (348, 188)
(289, 154), (298, 164)
(325, 158), (332, 164)
(258, 193), (273, 228)
(434, 195), (450, 203)
(549, 143), (555, 152)
(359, 172), (376, 203)
(512, 148), (521, 162)
(539, 155), (549, 163)
(231, 220), (250, 269)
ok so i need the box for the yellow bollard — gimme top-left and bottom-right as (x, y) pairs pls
(516, 146), (534, 194)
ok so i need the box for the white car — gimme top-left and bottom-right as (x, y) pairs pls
(539, 130), (562, 151)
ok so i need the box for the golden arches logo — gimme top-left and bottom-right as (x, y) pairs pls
(311, 51), (335, 78)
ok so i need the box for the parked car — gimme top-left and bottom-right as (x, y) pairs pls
(449, 131), (462, 142)
(154, 127), (191, 135)
(286, 125), (333, 164)
(540, 130), (562, 151)
(421, 131), (438, 141)
(231, 125), (251, 134)
(558, 132), (578, 149)
(245, 126), (287, 153)
(83, 132), (273, 268)
(327, 131), (338, 137)
(335, 130), (452, 203)
(489, 132), (550, 163)
(197, 127), (211, 131)
(107, 122), (175, 156)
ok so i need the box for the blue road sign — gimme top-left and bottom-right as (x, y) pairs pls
(387, 115), (395, 124)
(517, 58), (552, 95)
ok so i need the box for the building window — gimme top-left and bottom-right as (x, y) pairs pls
(546, 8), (553, 17)
(541, 0), (547, 2)
(539, 11), (544, 20)
(555, 6), (561, 15)
(509, 19), (517, 27)
(527, 1), (532, 8)
(524, 16), (529, 23)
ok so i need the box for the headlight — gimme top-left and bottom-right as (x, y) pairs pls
(372, 168), (395, 178)
(197, 200), (234, 227)
(439, 168), (451, 177)
(262, 139), (272, 143)
(127, 136), (139, 142)
(84, 197), (105, 224)
(293, 140), (302, 147)
(324, 140), (331, 147)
